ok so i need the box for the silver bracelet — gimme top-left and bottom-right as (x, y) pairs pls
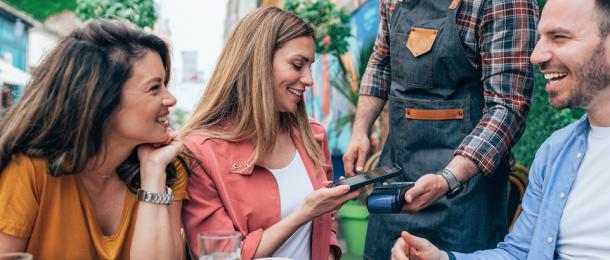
(136, 186), (173, 205)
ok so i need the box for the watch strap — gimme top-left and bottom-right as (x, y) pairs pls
(437, 168), (462, 198)
(136, 186), (173, 205)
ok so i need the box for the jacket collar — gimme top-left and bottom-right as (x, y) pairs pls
(226, 139), (257, 175)
(226, 128), (313, 176)
(225, 128), (300, 175)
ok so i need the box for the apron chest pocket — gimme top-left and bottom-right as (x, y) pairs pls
(406, 27), (438, 57)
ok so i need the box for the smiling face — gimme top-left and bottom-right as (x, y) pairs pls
(272, 36), (315, 113)
(530, 0), (610, 109)
(107, 51), (176, 146)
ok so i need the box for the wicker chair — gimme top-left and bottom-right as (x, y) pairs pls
(508, 164), (529, 231)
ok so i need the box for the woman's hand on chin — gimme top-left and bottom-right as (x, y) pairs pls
(137, 128), (182, 179)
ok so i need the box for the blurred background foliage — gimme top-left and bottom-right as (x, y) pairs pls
(75, 0), (157, 28)
(5, 0), (156, 28)
(328, 41), (374, 139)
(284, 0), (351, 56)
(4, 0), (76, 21)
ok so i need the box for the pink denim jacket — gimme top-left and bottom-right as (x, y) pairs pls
(182, 120), (340, 260)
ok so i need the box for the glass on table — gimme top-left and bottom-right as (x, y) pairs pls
(198, 231), (241, 260)
(0, 253), (33, 260)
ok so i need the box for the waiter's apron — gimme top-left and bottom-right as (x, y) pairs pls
(364, 0), (509, 258)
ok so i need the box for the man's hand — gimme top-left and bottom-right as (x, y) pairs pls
(391, 231), (448, 260)
(402, 174), (448, 213)
(343, 95), (386, 176)
(402, 155), (480, 213)
(343, 133), (371, 176)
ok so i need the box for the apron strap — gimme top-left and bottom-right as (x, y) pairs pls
(449, 0), (461, 10)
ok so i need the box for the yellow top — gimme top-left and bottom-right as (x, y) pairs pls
(0, 155), (188, 260)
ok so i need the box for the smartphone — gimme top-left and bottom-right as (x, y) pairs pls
(330, 164), (402, 191)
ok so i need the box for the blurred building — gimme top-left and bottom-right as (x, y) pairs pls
(29, 11), (81, 70)
(224, 0), (257, 39)
(0, 1), (35, 114)
(0, 1), (81, 115)
(181, 50), (203, 82)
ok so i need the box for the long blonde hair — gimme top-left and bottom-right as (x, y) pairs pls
(182, 6), (323, 167)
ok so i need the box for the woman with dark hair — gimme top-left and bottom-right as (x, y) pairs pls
(181, 7), (358, 260)
(0, 20), (186, 259)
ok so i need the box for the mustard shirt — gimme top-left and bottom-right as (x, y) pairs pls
(0, 155), (188, 260)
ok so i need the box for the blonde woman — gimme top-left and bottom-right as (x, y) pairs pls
(181, 6), (358, 260)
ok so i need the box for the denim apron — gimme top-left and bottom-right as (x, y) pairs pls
(363, 0), (509, 258)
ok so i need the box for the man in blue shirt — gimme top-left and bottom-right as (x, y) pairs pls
(390, 0), (610, 259)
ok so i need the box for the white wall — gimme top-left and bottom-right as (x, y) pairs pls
(28, 27), (60, 69)
(224, 0), (257, 39)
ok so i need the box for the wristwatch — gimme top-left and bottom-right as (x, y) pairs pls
(437, 168), (463, 199)
(136, 186), (174, 205)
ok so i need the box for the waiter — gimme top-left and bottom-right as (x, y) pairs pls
(343, 0), (538, 258)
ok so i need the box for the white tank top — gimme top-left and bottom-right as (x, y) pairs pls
(269, 151), (314, 260)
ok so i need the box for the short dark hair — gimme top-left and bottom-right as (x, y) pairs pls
(596, 0), (610, 37)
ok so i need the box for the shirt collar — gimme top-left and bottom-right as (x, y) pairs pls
(573, 114), (591, 137)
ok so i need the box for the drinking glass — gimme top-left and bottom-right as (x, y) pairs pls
(198, 231), (241, 260)
(0, 253), (33, 260)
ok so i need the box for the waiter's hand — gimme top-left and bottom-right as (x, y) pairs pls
(401, 174), (449, 213)
(391, 231), (448, 260)
(343, 133), (370, 176)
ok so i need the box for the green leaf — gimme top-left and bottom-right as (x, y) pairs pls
(285, 0), (352, 56)
(75, 0), (157, 28)
(4, 0), (77, 21)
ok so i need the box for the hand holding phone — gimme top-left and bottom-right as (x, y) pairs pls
(329, 164), (402, 191)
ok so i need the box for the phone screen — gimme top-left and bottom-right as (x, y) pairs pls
(338, 174), (373, 187)
(332, 164), (401, 190)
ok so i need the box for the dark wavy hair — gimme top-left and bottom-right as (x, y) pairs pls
(0, 19), (179, 191)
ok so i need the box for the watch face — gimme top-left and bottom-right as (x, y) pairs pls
(447, 186), (463, 199)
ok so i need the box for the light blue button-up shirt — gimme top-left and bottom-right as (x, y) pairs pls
(453, 115), (590, 260)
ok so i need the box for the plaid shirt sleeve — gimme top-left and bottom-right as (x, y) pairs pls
(359, 1), (394, 99)
(454, 0), (539, 175)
